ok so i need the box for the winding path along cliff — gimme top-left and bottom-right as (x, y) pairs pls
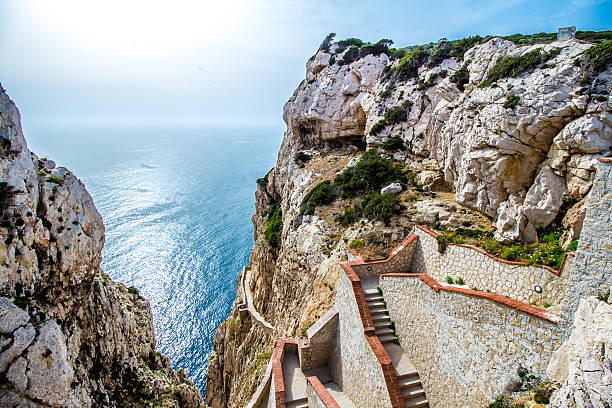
(206, 34), (612, 407)
(0, 85), (204, 407)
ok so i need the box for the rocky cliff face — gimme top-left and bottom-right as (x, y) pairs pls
(207, 34), (611, 407)
(0, 85), (204, 408)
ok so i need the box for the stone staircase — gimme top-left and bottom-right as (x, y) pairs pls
(364, 288), (429, 408)
(286, 397), (308, 408)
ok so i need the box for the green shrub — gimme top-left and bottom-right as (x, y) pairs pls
(500, 245), (527, 261)
(264, 208), (283, 249)
(256, 168), (274, 189)
(379, 85), (395, 98)
(377, 286), (383, 295)
(405, 193), (419, 203)
(597, 289), (610, 302)
(317, 33), (336, 53)
(580, 40), (612, 84)
(334, 150), (411, 198)
(361, 192), (402, 225)
(446, 276), (454, 284)
(503, 94), (520, 109)
(543, 302), (551, 308)
(128, 286), (139, 295)
(349, 239), (364, 249)
(383, 47), (429, 81)
(456, 277), (465, 285)
(369, 103), (412, 135)
(46, 175), (64, 185)
(450, 62), (470, 91)
(334, 206), (362, 226)
(294, 151), (311, 164)
(532, 383), (555, 404)
(382, 135), (404, 151)
(576, 30), (612, 43)
(300, 180), (336, 215)
(480, 48), (560, 87)
(566, 239), (579, 251)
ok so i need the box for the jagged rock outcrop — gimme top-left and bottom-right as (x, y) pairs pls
(547, 296), (612, 408)
(0, 85), (204, 407)
(207, 34), (611, 407)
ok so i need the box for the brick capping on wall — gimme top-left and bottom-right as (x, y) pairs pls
(382, 273), (560, 323)
(340, 249), (416, 408)
(597, 157), (612, 163)
(246, 357), (274, 408)
(306, 377), (342, 408)
(414, 225), (574, 276)
(272, 338), (298, 408)
(346, 246), (365, 262)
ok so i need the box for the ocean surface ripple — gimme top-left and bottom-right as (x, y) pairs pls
(26, 124), (281, 391)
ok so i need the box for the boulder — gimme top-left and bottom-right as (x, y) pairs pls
(381, 182), (402, 195)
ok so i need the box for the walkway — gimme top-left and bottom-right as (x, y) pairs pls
(364, 280), (429, 408)
(281, 346), (355, 408)
(238, 266), (274, 333)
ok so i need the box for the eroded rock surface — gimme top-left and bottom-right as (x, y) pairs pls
(0, 84), (204, 407)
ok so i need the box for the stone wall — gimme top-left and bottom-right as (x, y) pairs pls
(380, 274), (560, 407)
(351, 234), (418, 278)
(329, 270), (392, 408)
(558, 159), (612, 339)
(411, 226), (571, 305)
(306, 377), (340, 408)
(299, 307), (338, 371)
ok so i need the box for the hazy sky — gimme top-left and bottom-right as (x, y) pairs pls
(1, 0), (611, 128)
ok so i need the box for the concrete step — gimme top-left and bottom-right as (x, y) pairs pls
(238, 304), (247, 312)
(373, 319), (391, 328)
(366, 300), (386, 308)
(375, 327), (395, 336)
(405, 395), (428, 408)
(368, 307), (388, 315)
(398, 375), (421, 388)
(397, 370), (419, 380)
(365, 294), (384, 302)
(378, 334), (397, 344)
(363, 288), (380, 296)
(286, 396), (308, 408)
(402, 384), (426, 399)
(372, 314), (391, 322)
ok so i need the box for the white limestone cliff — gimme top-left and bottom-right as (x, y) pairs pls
(0, 85), (204, 408)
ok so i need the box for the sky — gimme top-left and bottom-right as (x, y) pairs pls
(0, 0), (611, 128)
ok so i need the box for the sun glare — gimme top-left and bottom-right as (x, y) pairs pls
(25, 0), (251, 58)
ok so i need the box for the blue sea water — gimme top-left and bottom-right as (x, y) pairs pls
(23, 123), (282, 392)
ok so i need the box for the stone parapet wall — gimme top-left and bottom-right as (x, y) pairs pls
(306, 377), (341, 408)
(350, 234), (418, 278)
(381, 274), (560, 407)
(299, 307), (338, 371)
(411, 226), (571, 305)
(330, 270), (393, 408)
(558, 159), (612, 339)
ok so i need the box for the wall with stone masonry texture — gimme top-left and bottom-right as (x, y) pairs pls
(410, 227), (571, 305)
(306, 380), (329, 408)
(381, 275), (560, 407)
(299, 307), (338, 371)
(351, 235), (418, 278)
(329, 271), (391, 408)
(558, 160), (612, 340)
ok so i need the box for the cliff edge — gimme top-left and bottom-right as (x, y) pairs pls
(207, 33), (611, 407)
(0, 85), (205, 407)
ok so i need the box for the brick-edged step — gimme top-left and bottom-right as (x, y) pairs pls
(286, 397), (308, 408)
(363, 288), (380, 296)
(372, 314), (391, 323)
(405, 394), (428, 408)
(365, 294), (384, 302)
(397, 372), (420, 387)
(373, 319), (391, 329)
(366, 300), (386, 309)
(374, 327), (395, 336)
(368, 306), (388, 316)
(402, 384), (426, 400)
(378, 334), (397, 344)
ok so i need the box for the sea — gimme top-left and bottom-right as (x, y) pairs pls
(24, 123), (282, 393)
